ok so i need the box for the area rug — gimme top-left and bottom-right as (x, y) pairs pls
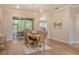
(21, 44), (51, 55)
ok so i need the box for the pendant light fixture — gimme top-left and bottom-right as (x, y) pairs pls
(16, 4), (20, 8)
(30, 4), (34, 17)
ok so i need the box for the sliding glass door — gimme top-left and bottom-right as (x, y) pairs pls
(12, 17), (33, 39)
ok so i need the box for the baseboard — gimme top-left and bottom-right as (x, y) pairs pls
(68, 43), (79, 48)
(49, 37), (79, 48)
(48, 36), (69, 44)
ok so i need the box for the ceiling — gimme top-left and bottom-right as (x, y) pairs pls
(0, 4), (79, 13)
(0, 4), (65, 13)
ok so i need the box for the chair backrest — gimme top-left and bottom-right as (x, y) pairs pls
(24, 31), (28, 38)
(23, 31), (29, 44)
(37, 31), (47, 43)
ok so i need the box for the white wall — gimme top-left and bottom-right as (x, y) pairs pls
(68, 7), (76, 44)
(48, 7), (72, 43)
(0, 8), (3, 32)
(76, 14), (79, 43)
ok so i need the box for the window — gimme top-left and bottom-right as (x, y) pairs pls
(39, 17), (48, 31)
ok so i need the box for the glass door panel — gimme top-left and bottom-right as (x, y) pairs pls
(24, 20), (33, 30)
(17, 20), (25, 33)
(17, 20), (25, 38)
(12, 20), (18, 39)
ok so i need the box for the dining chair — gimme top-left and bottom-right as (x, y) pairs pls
(23, 30), (33, 47)
(37, 31), (47, 47)
(0, 32), (7, 50)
